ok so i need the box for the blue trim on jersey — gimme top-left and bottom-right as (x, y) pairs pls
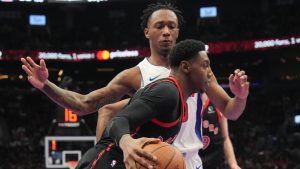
(195, 93), (203, 141)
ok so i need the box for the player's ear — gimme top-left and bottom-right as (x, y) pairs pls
(144, 28), (150, 39)
(180, 61), (191, 74)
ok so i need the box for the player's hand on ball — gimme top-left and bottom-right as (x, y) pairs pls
(119, 134), (160, 169)
(229, 69), (249, 99)
(21, 57), (49, 90)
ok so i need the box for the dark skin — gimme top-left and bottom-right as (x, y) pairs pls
(20, 9), (248, 118)
(21, 9), (249, 169)
(20, 9), (179, 116)
(20, 9), (181, 169)
(20, 58), (141, 116)
(119, 51), (213, 169)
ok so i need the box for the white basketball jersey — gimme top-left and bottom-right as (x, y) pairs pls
(137, 58), (171, 88)
(173, 93), (203, 169)
(137, 58), (203, 169)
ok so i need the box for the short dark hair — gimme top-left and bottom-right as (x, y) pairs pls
(140, 2), (185, 30)
(169, 39), (206, 68)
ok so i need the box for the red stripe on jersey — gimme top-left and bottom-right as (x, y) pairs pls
(201, 97), (210, 117)
(151, 118), (180, 127)
(168, 76), (188, 122)
(148, 76), (187, 127)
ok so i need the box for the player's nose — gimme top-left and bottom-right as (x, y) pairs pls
(207, 69), (213, 79)
(162, 26), (171, 36)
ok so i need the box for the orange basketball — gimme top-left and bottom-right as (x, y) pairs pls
(136, 142), (186, 169)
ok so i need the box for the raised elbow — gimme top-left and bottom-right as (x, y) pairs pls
(98, 105), (116, 119)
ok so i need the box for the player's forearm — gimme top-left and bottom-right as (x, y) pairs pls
(223, 97), (247, 120)
(41, 80), (94, 115)
(96, 109), (118, 141)
(119, 134), (133, 149)
(223, 137), (238, 167)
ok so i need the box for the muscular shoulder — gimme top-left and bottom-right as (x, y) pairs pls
(109, 67), (141, 95)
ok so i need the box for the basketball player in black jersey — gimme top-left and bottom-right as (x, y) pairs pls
(199, 93), (240, 169)
(76, 39), (212, 169)
(21, 3), (249, 169)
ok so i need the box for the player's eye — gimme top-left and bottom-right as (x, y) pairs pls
(203, 63), (210, 68)
(155, 23), (164, 29)
(168, 23), (177, 30)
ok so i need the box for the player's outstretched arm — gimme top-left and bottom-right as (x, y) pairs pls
(21, 56), (140, 116)
(206, 69), (249, 120)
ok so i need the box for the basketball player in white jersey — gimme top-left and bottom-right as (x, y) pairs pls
(21, 3), (249, 169)
(96, 60), (239, 169)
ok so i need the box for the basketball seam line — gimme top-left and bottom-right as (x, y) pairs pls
(139, 144), (171, 169)
(163, 148), (176, 169)
(150, 145), (170, 153)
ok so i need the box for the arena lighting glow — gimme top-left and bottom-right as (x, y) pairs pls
(49, 0), (82, 2)
(96, 50), (110, 60)
(29, 15), (46, 26)
(0, 75), (8, 80)
(39, 52), (72, 60)
(207, 34), (300, 54)
(96, 49), (139, 60)
(64, 109), (78, 123)
(200, 6), (217, 18)
(2, 34), (300, 61)
(56, 109), (80, 128)
(51, 140), (57, 151)
(254, 37), (300, 49)
(20, 0), (44, 2)
(205, 45), (209, 52)
(109, 49), (139, 59)
(295, 115), (300, 124)
(58, 69), (64, 76)
(38, 52), (95, 60)
(0, 0), (13, 2)
(87, 0), (107, 2)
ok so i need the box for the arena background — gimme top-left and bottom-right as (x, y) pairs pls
(0, 0), (300, 168)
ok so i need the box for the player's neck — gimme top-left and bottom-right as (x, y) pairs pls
(170, 72), (195, 101)
(148, 51), (170, 68)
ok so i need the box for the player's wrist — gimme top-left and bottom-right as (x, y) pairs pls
(40, 79), (50, 91)
(234, 94), (247, 101)
(119, 134), (132, 149)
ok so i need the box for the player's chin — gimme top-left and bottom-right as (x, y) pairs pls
(197, 86), (206, 93)
(159, 48), (172, 55)
(199, 82), (209, 93)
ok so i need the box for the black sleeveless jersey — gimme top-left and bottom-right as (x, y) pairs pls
(130, 76), (187, 143)
(107, 76), (187, 145)
(198, 98), (224, 168)
(78, 76), (188, 169)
